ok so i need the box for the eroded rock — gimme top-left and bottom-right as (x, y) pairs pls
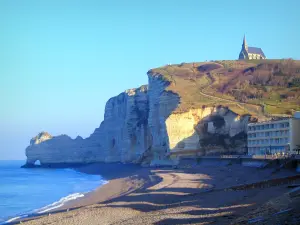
(23, 74), (250, 167)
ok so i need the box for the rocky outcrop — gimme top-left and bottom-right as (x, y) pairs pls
(166, 107), (249, 157)
(85, 85), (151, 163)
(24, 86), (151, 167)
(23, 72), (250, 167)
(24, 132), (85, 166)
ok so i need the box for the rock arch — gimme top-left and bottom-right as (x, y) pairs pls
(34, 159), (41, 166)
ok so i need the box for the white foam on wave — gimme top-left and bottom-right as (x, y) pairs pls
(36, 192), (85, 214)
(35, 180), (109, 214)
(1, 171), (108, 224)
(2, 215), (28, 224)
(5, 216), (21, 223)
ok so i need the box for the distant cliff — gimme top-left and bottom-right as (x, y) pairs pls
(24, 61), (282, 167)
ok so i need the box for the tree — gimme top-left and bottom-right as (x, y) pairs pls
(293, 145), (300, 155)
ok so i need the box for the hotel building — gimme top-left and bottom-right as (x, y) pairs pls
(247, 112), (300, 155)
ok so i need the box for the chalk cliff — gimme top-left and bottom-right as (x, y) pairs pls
(23, 70), (250, 167)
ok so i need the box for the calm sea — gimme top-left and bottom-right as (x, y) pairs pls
(0, 160), (106, 224)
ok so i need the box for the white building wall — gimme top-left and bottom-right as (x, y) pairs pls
(247, 119), (292, 155)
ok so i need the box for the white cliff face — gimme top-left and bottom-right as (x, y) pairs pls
(166, 107), (249, 155)
(26, 134), (85, 165)
(147, 75), (180, 161)
(25, 86), (151, 166)
(24, 74), (249, 167)
(85, 85), (151, 163)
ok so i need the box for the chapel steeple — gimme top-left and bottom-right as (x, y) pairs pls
(238, 35), (266, 60)
(242, 35), (248, 51)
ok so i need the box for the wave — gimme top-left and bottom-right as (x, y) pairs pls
(36, 192), (85, 214)
(2, 193), (85, 224)
(1, 172), (108, 224)
(1, 215), (28, 224)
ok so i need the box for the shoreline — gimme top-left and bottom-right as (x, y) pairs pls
(6, 163), (154, 224)
(57, 163), (152, 211)
(9, 162), (300, 225)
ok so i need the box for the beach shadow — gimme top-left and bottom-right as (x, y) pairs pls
(154, 217), (217, 225)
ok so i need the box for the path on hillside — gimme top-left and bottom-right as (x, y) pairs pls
(198, 72), (268, 119)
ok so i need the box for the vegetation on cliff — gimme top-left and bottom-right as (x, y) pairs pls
(148, 59), (300, 119)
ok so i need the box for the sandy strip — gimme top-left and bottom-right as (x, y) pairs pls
(12, 163), (300, 225)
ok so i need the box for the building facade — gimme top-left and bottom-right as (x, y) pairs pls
(247, 113), (300, 155)
(239, 35), (266, 60)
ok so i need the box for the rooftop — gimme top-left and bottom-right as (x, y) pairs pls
(248, 111), (300, 125)
(248, 46), (266, 58)
(248, 117), (291, 126)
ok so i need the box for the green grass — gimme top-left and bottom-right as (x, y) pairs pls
(148, 60), (300, 118)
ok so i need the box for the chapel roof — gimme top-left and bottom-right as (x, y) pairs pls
(248, 46), (266, 58)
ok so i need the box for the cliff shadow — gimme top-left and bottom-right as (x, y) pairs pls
(146, 87), (181, 163)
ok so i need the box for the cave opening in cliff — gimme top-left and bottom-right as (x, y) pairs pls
(34, 160), (41, 166)
(211, 115), (225, 129)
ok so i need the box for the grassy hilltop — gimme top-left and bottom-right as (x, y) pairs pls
(149, 59), (300, 119)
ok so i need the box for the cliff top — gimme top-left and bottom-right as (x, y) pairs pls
(30, 131), (53, 145)
(148, 59), (300, 118)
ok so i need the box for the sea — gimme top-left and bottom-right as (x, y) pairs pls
(0, 160), (107, 224)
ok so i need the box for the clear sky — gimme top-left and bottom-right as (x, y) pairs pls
(0, 0), (299, 160)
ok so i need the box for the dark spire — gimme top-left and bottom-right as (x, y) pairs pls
(243, 34), (248, 50)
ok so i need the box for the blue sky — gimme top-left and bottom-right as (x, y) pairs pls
(0, 0), (299, 159)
